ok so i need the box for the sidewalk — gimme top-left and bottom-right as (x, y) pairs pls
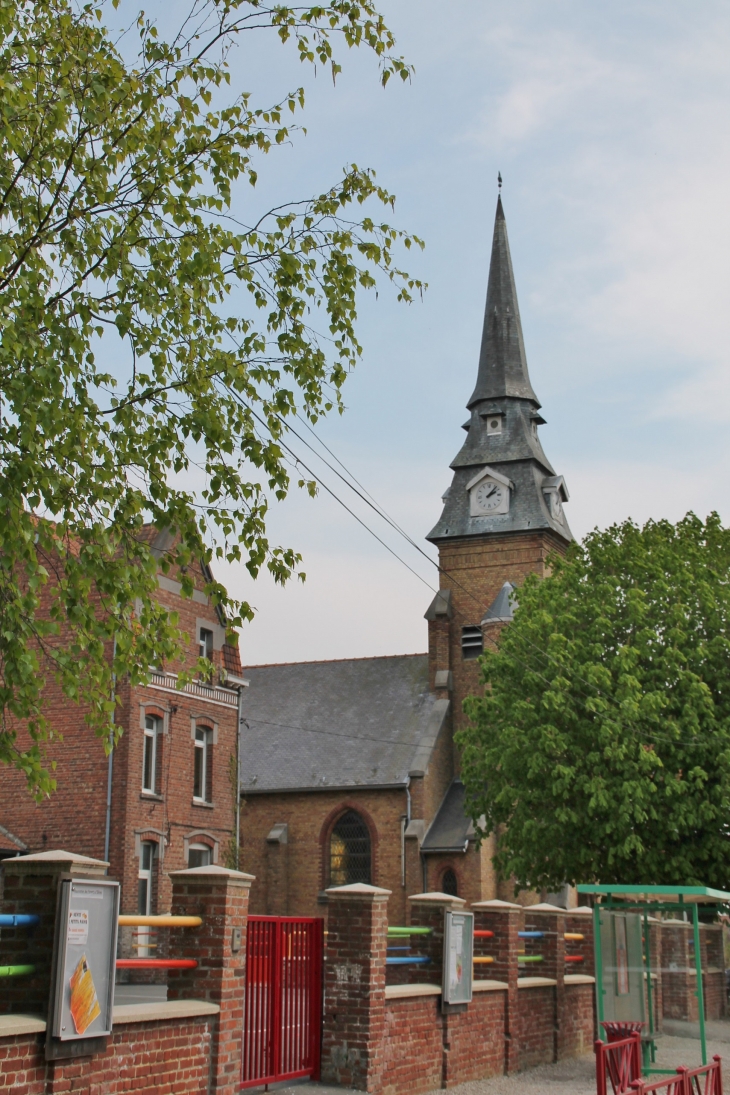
(273, 1054), (596, 1095)
(275, 1037), (727, 1095)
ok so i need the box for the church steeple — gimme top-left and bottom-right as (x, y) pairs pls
(468, 196), (539, 408)
(427, 194), (571, 545)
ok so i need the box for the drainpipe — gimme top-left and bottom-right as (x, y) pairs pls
(103, 635), (117, 864)
(226, 673), (249, 869)
(401, 782), (412, 889)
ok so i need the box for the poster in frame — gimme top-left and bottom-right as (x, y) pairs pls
(48, 877), (120, 1050)
(442, 909), (474, 1005)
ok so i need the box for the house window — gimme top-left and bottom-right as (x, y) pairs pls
(329, 810), (371, 886)
(442, 868), (458, 897)
(461, 625), (483, 660)
(142, 715), (161, 794)
(193, 726), (212, 802)
(137, 841), (157, 956)
(199, 627), (214, 661)
(188, 843), (212, 868)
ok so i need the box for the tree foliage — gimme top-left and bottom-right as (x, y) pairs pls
(0, 0), (423, 795)
(459, 514), (730, 891)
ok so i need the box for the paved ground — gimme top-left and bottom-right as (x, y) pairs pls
(273, 1035), (729, 1095)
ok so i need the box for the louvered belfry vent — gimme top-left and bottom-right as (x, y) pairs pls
(329, 810), (371, 885)
(461, 625), (483, 660)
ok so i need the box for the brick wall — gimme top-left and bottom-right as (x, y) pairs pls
(516, 986), (555, 1070)
(0, 1016), (214, 1095)
(561, 983), (595, 1057)
(381, 996), (444, 1095)
(381, 990), (507, 1095)
(442, 991), (507, 1086)
(0, 1033), (45, 1095)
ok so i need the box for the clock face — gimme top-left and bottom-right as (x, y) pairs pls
(475, 480), (504, 512)
(549, 493), (563, 519)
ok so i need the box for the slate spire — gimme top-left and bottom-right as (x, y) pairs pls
(426, 193), (572, 545)
(467, 196), (539, 408)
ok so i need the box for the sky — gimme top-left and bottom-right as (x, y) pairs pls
(160, 1), (730, 666)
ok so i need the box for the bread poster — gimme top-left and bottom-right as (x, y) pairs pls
(69, 954), (101, 1035)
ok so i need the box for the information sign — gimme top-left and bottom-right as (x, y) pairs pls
(49, 878), (120, 1043)
(442, 909), (474, 1005)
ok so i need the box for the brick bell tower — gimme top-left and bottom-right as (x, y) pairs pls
(425, 192), (573, 769)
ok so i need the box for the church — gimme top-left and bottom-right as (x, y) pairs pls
(238, 194), (573, 922)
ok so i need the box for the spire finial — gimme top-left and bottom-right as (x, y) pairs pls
(498, 171), (502, 193)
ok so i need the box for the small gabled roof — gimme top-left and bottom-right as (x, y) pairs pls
(481, 581), (518, 626)
(421, 781), (474, 854)
(465, 465), (513, 492)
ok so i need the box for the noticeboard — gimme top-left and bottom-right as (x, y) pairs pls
(442, 910), (474, 1005)
(50, 878), (120, 1042)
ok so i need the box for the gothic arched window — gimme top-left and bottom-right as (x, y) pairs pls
(442, 868), (458, 897)
(329, 810), (371, 886)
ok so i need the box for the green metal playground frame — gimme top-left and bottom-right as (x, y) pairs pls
(577, 884), (730, 1076)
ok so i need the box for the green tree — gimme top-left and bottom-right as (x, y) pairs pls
(0, 0), (423, 795)
(459, 514), (730, 891)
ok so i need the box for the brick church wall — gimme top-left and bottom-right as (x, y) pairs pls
(241, 787), (411, 921)
(437, 530), (568, 758)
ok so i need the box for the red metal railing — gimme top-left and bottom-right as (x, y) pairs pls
(596, 1033), (643, 1095)
(241, 916), (323, 1090)
(629, 1058), (723, 1095)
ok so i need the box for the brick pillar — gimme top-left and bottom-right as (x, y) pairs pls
(566, 908), (594, 978)
(320, 882), (390, 1092)
(0, 849), (108, 1017)
(168, 864), (254, 1095)
(472, 899), (521, 1073)
(526, 904), (566, 1061)
(408, 891), (466, 987)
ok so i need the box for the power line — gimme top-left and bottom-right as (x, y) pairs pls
(234, 401), (710, 752)
(291, 419), (718, 751)
(236, 399), (437, 594)
(241, 714), (436, 750)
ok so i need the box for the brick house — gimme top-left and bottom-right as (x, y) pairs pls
(0, 527), (246, 920)
(239, 194), (574, 920)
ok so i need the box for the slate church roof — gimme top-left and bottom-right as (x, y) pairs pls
(239, 654), (449, 795)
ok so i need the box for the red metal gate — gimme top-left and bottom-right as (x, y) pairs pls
(241, 916), (324, 1089)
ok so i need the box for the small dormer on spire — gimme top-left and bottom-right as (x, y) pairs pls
(468, 195), (539, 409)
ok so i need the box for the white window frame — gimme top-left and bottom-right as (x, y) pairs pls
(193, 726), (211, 802)
(187, 842), (212, 869)
(142, 715), (161, 794)
(137, 841), (156, 956)
(199, 627), (214, 661)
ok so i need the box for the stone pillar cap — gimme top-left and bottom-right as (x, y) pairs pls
(569, 906), (594, 916)
(525, 903), (566, 914)
(325, 883), (392, 900)
(471, 899), (521, 910)
(409, 891), (466, 907)
(169, 865), (255, 884)
(3, 849), (109, 874)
